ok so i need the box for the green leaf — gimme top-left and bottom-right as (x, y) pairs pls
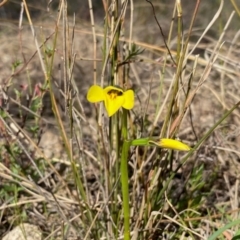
(208, 219), (240, 240)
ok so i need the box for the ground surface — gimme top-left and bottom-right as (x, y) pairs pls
(1, 1), (240, 239)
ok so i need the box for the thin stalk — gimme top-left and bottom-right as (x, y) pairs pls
(88, 0), (97, 84)
(120, 108), (130, 240)
(109, 1), (125, 235)
(230, 0), (240, 16)
(121, 139), (131, 240)
(176, 0), (183, 64)
(48, 0), (93, 230)
(160, 0), (200, 138)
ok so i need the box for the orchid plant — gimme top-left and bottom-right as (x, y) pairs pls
(87, 85), (134, 117)
(87, 84), (191, 151)
(87, 84), (191, 239)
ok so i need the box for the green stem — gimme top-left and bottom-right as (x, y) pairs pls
(122, 109), (128, 139)
(121, 108), (130, 240)
(121, 139), (131, 240)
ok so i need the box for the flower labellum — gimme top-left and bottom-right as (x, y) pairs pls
(87, 85), (134, 117)
(149, 138), (191, 151)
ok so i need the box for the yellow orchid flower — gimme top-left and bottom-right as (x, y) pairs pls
(87, 85), (134, 117)
(149, 138), (191, 151)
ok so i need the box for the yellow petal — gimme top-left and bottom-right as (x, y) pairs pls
(104, 94), (124, 117)
(150, 138), (191, 151)
(87, 85), (105, 103)
(102, 86), (124, 116)
(122, 89), (134, 110)
(103, 86), (124, 93)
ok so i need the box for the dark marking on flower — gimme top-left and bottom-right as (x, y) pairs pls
(107, 89), (123, 99)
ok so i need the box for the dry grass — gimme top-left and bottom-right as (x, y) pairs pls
(1, 0), (240, 239)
